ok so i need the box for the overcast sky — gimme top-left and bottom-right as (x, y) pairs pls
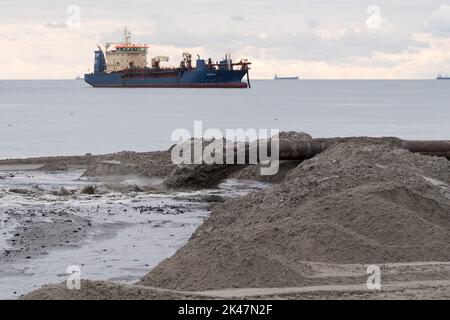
(2, 0), (450, 79)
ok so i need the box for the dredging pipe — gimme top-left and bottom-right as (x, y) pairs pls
(401, 140), (450, 158)
(243, 139), (450, 161)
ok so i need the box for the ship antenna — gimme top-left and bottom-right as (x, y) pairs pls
(123, 26), (131, 44)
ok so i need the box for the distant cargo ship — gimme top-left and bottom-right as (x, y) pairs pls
(274, 74), (299, 80)
(84, 28), (251, 88)
(437, 75), (450, 80)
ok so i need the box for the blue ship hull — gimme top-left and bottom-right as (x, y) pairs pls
(85, 69), (248, 88)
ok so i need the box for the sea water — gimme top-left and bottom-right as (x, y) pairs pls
(1, 79), (449, 159)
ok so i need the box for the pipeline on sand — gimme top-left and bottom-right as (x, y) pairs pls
(237, 139), (450, 162)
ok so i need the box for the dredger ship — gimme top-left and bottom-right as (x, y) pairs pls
(84, 28), (251, 88)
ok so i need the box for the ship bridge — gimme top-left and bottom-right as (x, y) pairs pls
(105, 27), (149, 72)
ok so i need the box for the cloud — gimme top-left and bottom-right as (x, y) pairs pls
(0, 23), (100, 79)
(1, 0), (450, 78)
(44, 21), (68, 29)
(425, 4), (450, 36)
(230, 14), (245, 22)
(243, 32), (450, 79)
(305, 18), (319, 30)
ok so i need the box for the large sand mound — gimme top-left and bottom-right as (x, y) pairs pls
(140, 139), (450, 290)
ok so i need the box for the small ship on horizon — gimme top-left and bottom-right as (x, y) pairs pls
(436, 74), (450, 80)
(84, 27), (251, 88)
(274, 74), (299, 80)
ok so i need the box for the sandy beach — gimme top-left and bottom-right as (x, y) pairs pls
(1, 132), (449, 300)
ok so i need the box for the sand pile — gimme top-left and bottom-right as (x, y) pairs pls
(140, 139), (450, 290)
(21, 281), (206, 300)
(0, 150), (176, 178)
(81, 150), (175, 178)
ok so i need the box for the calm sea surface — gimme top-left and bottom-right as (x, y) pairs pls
(1, 79), (449, 159)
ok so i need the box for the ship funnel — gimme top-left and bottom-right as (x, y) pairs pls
(94, 48), (106, 74)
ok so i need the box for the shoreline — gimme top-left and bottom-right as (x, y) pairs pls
(0, 151), (268, 298)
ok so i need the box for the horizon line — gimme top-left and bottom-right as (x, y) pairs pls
(0, 78), (442, 81)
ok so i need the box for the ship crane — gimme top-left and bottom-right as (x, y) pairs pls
(181, 53), (193, 69)
(151, 56), (169, 69)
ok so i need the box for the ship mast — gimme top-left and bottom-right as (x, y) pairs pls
(123, 26), (131, 44)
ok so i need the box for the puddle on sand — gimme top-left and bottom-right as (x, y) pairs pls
(0, 169), (269, 299)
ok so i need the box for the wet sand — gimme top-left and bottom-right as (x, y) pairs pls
(0, 158), (267, 299)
